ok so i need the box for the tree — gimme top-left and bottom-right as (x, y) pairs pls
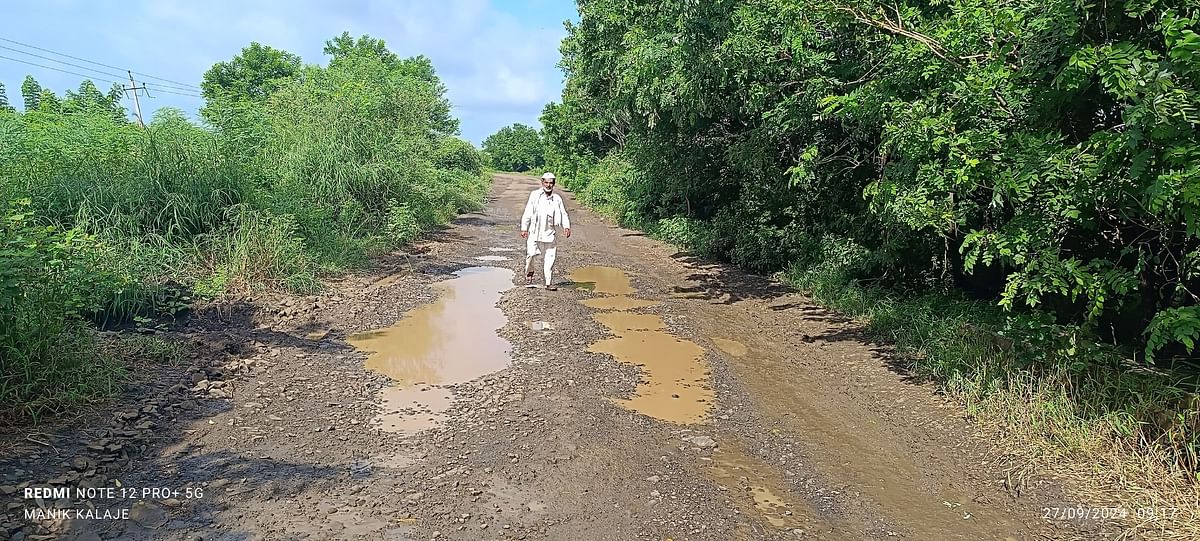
(106, 83), (128, 122)
(483, 124), (544, 172)
(322, 33), (459, 136)
(201, 42), (302, 102)
(20, 75), (41, 111)
(37, 89), (60, 113)
(324, 31), (399, 67)
(0, 82), (12, 112)
(64, 80), (107, 113)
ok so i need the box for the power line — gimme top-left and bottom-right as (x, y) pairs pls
(0, 36), (202, 91)
(0, 53), (124, 86)
(145, 85), (202, 98)
(0, 43), (200, 93)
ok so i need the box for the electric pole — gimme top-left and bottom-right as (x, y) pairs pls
(123, 70), (148, 127)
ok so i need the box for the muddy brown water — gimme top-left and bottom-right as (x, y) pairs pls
(573, 265), (714, 425)
(349, 266), (514, 385)
(349, 266), (514, 434)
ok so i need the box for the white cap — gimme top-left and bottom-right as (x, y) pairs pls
(541, 172), (556, 180)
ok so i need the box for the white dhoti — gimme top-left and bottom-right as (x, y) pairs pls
(525, 239), (557, 286)
(521, 187), (570, 287)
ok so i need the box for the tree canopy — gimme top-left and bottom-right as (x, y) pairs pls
(483, 123), (544, 172)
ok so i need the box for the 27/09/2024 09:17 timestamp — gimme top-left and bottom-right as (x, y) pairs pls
(1042, 506), (1185, 521)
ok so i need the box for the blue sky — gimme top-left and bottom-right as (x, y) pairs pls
(0, 0), (578, 145)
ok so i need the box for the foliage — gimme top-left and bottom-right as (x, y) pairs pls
(20, 75), (40, 111)
(200, 42), (302, 102)
(1, 33), (486, 424)
(549, 0), (1200, 515)
(0, 83), (12, 112)
(482, 123), (544, 172)
(0, 200), (123, 422)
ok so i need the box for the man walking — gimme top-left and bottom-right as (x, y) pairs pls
(521, 172), (571, 290)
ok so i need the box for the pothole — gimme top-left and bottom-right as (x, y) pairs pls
(474, 255), (512, 262)
(349, 266), (514, 434)
(572, 265), (713, 424)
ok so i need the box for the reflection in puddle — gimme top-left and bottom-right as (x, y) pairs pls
(569, 266), (635, 295)
(581, 296), (661, 311)
(349, 266), (514, 385)
(712, 337), (748, 357)
(475, 255), (512, 261)
(574, 266), (713, 425)
(350, 267), (514, 435)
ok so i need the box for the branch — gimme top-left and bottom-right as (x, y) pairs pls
(838, 6), (963, 67)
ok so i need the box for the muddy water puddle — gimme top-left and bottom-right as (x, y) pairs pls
(573, 266), (713, 424)
(568, 266), (636, 295)
(707, 445), (824, 531)
(474, 255), (512, 262)
(349, 266), (514, 434)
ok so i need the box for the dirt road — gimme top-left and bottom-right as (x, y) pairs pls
(2, 173), (1099, 540)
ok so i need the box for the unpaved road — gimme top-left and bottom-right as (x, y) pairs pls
(1, 173), (1102, 540)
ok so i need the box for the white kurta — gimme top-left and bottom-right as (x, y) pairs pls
(521, 189), (570, 285)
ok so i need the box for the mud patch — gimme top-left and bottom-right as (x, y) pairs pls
(707, 446), (820, 530)
(374, 385), (453, 435)
(350, 266), (514, 385)
(711, 338), (748, 357)
(580, 296), (661, 311)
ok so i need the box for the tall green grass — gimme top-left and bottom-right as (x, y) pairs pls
(0, 50), (487, 423)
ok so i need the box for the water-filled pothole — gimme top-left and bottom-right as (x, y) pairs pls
(349, 266), (514, 433)
(573, 265), (713, 424)
(474, 255), (512, 262)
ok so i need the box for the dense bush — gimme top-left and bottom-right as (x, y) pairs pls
(545, 0), (1200, 524)
(0, 34), (486, 423)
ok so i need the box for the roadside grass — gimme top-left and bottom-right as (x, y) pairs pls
(780, 262), (1200, 539)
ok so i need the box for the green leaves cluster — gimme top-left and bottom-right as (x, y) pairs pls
(547, 0), (1200, 362)
(482, 123), (544, 172)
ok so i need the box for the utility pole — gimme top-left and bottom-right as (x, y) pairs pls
(123, 70), (148, 127)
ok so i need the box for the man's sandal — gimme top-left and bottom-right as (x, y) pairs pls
(525, 271), (535, 284)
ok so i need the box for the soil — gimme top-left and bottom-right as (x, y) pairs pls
(0, 173), (1111, 540)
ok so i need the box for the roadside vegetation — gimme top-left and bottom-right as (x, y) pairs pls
(0, 33), (487, 424)
(532, 1), (1200, 536)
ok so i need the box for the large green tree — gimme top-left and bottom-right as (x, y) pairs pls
(0, 82), (12, 112)
(483, 123), (544, 172)
(200, 42), (302, 102)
